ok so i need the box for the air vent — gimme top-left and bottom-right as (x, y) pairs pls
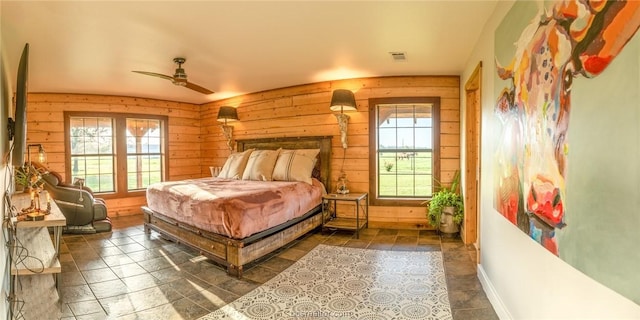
(389, 52), (407, 62)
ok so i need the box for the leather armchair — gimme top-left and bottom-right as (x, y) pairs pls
(39, 169), (112, 233)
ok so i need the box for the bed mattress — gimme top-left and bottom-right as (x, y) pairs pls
(146, 177), (324, 239)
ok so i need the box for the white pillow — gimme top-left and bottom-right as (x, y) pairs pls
(272, 149), (320, 184)
(218, 149), (254, 179)
(242, 149), (281, 181)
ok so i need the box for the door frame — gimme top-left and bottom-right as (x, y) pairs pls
(463, 62), (482, 258)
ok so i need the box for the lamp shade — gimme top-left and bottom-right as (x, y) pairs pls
(217, 106), (238, 122)
(329, 89), (357, 112)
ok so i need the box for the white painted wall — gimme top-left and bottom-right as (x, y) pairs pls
(1, 50), (10, 320)
(0, 165), (8, 320)
(461, 1), (640, 318)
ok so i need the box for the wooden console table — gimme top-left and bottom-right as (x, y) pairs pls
(7, 191), (66, 319)
(9, 191), (66, 290)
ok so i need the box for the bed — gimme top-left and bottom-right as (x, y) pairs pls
(142, 136), (332, 277)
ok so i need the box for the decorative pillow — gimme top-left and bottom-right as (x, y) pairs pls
(218, 149), (254, 179)
(242, 149), (281, 181)
(272, 149), (320, 184)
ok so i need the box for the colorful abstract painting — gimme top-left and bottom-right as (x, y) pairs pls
(493, 0), (640, 255)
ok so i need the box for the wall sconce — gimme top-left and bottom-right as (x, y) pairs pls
(217, 106), (239, 151)
(27, 143), (46, 165)
(329, 89), (357, 149)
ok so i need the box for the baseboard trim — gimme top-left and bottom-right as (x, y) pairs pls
(367, 221), (433, 230)
(477, 264), (512, 320)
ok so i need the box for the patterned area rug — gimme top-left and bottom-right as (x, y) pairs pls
(199, 244), (452, 320)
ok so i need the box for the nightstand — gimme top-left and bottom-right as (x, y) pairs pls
(322, 192), (368, 238)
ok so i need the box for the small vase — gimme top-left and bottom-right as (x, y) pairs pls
(336, 172), (349, 194)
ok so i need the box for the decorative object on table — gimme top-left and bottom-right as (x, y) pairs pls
(16, 155), (51, 221)
(26, 212), (45, 221)
(217, 106), (239, 151)
(424, 171), (464, 234)
(336, 171), (349, 194)
(329, 89), (357, 149)
(46, 192), (51, 212)
(15, 164), (45, 193)
(15, 143), (48, 193)
(19, 189), (52, 221)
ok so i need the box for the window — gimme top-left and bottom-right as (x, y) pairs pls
(65, 112), (168, 197)
(68, 117), (115, 193)
(126, 118), (163, 191)
(369, 97), (440, 206)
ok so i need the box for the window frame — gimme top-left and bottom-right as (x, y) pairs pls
(368, 97), (441, 207)
(64, 112), (169, 199)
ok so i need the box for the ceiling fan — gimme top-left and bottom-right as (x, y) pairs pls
(132, 57), (214, 94)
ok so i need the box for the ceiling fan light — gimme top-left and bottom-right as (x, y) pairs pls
(172, 79), (187, 86)
(174, 68), (187, 79)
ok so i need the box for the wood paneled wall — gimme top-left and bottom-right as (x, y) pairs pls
(24, 76), (460, 227)
(25, 93), (200, 217)
(201, 76), (461, 229)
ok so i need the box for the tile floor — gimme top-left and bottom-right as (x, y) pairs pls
(41, 215), (496, 319)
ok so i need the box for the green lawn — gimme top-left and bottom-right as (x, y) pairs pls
(71, 152), (431, 196)
(70, 155), (161, 192)
(378, 151), (433, 197)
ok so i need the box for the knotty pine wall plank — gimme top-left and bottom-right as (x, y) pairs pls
(24, 76), (460, 226)
(201, 76), (461, 228)
(25, 93), (200, 217)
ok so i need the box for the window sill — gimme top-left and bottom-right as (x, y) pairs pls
(96, 190), (147, 200)
(370, 198), (428, 207)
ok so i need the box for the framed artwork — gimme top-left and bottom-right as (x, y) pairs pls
(494, 0), (640, 304)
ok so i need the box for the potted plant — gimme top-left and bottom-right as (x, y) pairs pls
(424, 171), (464, 234)
(15, 164), (45, 192)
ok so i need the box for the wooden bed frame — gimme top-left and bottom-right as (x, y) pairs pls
(142, 136), (332, 277)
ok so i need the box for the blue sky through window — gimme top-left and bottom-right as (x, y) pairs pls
(378, 105), (433, 149)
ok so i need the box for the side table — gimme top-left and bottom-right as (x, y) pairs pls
(322, 192), (368, 238)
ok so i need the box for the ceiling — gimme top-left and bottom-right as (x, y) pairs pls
(1, 1), (498, 104)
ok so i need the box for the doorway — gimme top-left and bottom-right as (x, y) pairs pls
(463, 62), (482, 263)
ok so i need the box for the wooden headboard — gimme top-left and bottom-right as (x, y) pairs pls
(236, 136), (332, 191)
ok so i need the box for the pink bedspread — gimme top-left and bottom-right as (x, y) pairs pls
(146, 178), (324, 239)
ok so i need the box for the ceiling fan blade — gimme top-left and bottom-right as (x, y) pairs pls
(185, 81), (214, 94)
(132, 71), (174, 81)
(134, 59), (214, 95)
